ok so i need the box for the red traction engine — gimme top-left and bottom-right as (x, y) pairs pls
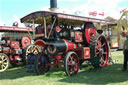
(0, 36), (31, 72)
(34, 24), (108, 76)
(21, 11), (109, 76)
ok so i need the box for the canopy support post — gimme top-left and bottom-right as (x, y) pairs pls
(48, 17), (56, 38)
(43, 17), (47, 38)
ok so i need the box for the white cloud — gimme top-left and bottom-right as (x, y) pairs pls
(70, 0), (126, 19)
(56, 0), (127, 19)
(40, 0), (127, 20)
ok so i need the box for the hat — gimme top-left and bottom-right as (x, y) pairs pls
(125, 35), (128, 38)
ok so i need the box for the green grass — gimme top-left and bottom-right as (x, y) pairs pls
(0, 51), (128, 85)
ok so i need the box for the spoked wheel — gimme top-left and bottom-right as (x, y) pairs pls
(22, 45), (41, 65)
(0, 53), (9, 72)
(34, 53), (50, 75)
(64, 51), (79, 76)
(89, 35), (109, 68)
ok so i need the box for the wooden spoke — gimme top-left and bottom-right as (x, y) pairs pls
(3, 58), (7, 62)
(2, 64), (6, 69)
(3, 62), (8, 65)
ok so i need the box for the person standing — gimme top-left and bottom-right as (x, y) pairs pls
(122, 35), (128, 71)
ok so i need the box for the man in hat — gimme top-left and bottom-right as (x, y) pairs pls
(122, 34), (128, 71)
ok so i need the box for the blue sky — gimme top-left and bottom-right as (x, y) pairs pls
(0, 0), (128, 27)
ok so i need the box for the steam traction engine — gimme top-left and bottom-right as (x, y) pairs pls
(21, 11), (110, 76)
(0, 26), (32, 72)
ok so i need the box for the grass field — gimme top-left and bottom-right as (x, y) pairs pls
(0, 51), (128, 85)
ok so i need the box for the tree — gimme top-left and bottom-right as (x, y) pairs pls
(105, 16), (117, 23)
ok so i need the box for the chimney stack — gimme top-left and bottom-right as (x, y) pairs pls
(50, 0), (58, 11)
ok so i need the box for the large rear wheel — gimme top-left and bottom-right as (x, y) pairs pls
(64, 51), (79, 76)
(89, 35), (109, 68)
(0, 53), (9, 72)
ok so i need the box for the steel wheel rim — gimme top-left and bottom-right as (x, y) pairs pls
(0, 54), (9, 72)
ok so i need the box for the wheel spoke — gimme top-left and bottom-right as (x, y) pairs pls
(100, 56), (105, 63)
(101, 43), (106, 47)
(2, 64), (6, 69)
(68, 56), (73, 65)
(101, 56), (104, 60)
(103, 52), (107, 55)
(74, 59), (78, 71)
(28, 47), (32, 53)
(100, 60), (104, 64)
(3, 62), (8, 65)
(70, 55), (73, 61)
(26, 50), (31, 55)
(3, 58), (7, 62)
(97, 41), (102, 48)
(1, 56), (4, 60)
(68, 57), (72, 65)
(33, 47), (39, 54)
(96, 46), (99, 49)
(99, 37), (102, 41)
(68, 61), (72, 65)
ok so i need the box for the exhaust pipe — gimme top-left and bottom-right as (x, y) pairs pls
(50, 0), (58, 11)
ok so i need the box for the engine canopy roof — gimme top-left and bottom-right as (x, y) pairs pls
(20, 11), (111, 26)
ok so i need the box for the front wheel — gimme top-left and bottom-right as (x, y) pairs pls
(34, 53), (50, 75)
(64, 51), (79, 76)
(0, 53), (9, 72)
